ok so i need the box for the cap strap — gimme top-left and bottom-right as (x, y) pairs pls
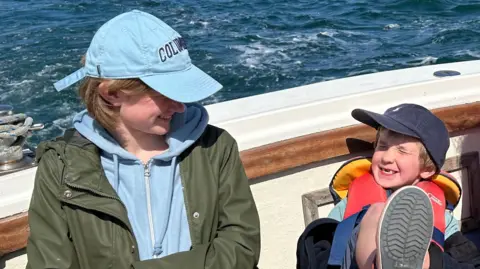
(53, 68), (86, 91)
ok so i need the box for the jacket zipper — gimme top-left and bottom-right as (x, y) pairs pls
(144, 159), (157, 258)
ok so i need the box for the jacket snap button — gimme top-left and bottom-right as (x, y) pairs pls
(193, 212), (200, 219)
(63, 190), (73, 198)
(131, 245), (135, 253)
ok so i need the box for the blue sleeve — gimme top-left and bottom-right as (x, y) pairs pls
(328, 198), (347, 221)
(444, 211), (460, 240)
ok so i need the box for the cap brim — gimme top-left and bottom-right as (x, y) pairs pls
(351, 109), (420, 138)
(140, 64), (222, 103)
(53, 68), (86, 92)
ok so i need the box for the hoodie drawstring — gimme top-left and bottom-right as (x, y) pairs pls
(152, 156), (178, 257)
(113, 154), (120, 193)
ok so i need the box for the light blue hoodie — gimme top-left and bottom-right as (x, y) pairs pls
(73, 104), (209, 261)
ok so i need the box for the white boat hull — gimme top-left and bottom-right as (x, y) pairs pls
(2, 60), (480, 269)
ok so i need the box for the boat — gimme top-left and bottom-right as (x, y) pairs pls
(1, 60), (480, 269)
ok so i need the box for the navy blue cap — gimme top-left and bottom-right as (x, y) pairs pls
(351, 103), (449, 171)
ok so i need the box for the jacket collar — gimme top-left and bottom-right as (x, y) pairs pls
(58, 130), (119, 197)
(49, 129), (135, 232)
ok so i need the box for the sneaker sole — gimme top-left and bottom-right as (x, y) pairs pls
(377, 186), (434, 269)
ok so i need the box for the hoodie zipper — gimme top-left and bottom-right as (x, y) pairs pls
(144, 159), (157, 258)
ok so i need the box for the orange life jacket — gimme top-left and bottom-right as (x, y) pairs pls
(327, 157), (462, 267)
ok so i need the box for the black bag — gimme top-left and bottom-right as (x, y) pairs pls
(296, 218), (339, 269)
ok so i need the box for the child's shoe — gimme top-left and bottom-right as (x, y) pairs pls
(377, 186), (434, 269)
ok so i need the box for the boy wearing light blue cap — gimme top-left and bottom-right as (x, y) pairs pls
(26, 10), (260, 269)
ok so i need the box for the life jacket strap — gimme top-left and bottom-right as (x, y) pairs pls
(328, 205), (370, 267)
(432, 227), (445, 251)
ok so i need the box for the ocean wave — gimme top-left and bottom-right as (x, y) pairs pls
(454, 49), (480, 58)
(384, 24), (400, 30)
(231, 42), (291, 68)
(1, 0), (479, 145)
(347, 69), (378, 76)
(451, 3), (480, 13)
(407, 56), (438, 66)
(431, 28), (480, 44)
(386, 0), (455, 11)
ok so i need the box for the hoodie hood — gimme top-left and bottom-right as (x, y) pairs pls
(73, 103), (208, 160)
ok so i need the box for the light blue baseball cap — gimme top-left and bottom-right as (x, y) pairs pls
(54, 10), (222, 103)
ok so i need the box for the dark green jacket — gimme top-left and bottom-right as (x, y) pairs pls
(26, 126), (261, 269)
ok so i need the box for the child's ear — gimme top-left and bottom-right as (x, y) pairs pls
(419, 167), (436, 179)
(98, 81), (124, 107)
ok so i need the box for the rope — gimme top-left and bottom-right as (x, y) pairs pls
(0, 113), (35, 163)
(0, 114), (32, 139)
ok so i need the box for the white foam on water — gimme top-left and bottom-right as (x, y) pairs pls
(201, 92), (224, 106)
(454, 49), (480, 58)
(0, 78), (36, 102)
(213, 63), (234, 69)
(340, 30), (368, 37)
(187, 19), (210, 28)
(0, 62), (77, 104)
(319, 31), (336, 37)
(291, 32), (323, 42)
(36, 63), (72, 77)
(231, 42), (287, 68)
(347, 69), (378, 76)
(230, 30), (349, 69)
(35, 103), (79, 140)
(465, 50), (480, 58)
(383, 23), (400, 30)
(321, 76), (338, 81)
(414, 18), (435, 28)
(52, 114), (75, 129)
(6, 80), (34, 87)
(407, 56), (438, 66)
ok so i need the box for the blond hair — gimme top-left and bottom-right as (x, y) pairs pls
(375, 127), (436, 171)
(78, 56), (150, 131)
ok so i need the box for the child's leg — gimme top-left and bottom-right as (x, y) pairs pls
(355, 203), (386, 269)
